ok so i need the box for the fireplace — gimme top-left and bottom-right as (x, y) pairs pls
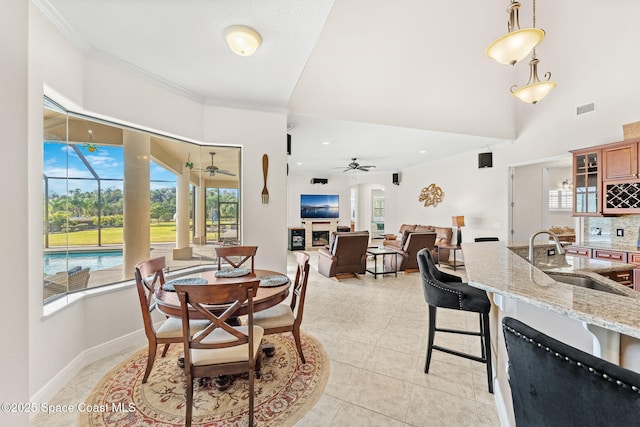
(312, 230), (330, 247)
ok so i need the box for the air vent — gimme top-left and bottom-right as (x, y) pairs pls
(576, 102), (596, 116)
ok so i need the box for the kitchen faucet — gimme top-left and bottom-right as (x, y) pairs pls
(528, 230), (566, 266)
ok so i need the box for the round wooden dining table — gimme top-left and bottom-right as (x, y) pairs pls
(154, 268), (291, 319)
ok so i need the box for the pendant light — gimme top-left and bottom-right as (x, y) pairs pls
(486, 1), (545, 66)
(509, 0), (556, 104)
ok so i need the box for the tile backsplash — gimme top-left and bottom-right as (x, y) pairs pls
(584, 215), (640, 246)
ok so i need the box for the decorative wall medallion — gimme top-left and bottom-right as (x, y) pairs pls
(419, 183), (445, 207)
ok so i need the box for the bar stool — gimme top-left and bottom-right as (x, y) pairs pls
(503, 317), (640, 426)
(416, 248), (493, 393)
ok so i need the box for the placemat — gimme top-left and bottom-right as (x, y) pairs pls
(215, 268), (251, 278)
(259, 274), (289, 287)
(163, 277), (208, 292)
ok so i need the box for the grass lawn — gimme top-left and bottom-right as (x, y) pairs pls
(45, 222), (230, 247)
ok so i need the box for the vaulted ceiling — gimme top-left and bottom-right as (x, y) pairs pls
(39, 0), (526, 175)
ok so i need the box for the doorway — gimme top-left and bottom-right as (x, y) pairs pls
(509, 157), (576, 243)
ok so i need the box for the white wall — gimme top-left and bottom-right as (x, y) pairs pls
(27, 5), (287, 400)
(1, 0), (29, 425)
(286, 173), (352, 228)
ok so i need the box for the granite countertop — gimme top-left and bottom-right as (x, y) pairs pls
(463, 241), (640, 340)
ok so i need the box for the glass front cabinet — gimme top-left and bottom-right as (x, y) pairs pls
(572, 148), (602, 216)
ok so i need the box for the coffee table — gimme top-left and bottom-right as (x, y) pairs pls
(366, 248), (398, 278)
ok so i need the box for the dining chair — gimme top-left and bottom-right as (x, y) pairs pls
(253, 251), (310, 363)
(503, 317), (640, 426)
(215, 245), (258, 273)
(175, 280), (263, 427)
(134, 256), (209, 384)
(416, 248), (493, 393)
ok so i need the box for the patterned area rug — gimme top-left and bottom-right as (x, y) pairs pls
(79, 332), (329, 426)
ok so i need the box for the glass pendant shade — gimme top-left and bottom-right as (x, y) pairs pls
(224, 25), (262, 56)
(510, 56), (556, 104)
(486, 28), (545, 65)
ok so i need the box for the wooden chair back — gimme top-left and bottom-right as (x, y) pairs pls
(215, 245), (258, 272)
(175, 280), (261, 427)
(290, 252), (311, 325)
(134, 256), (167, 338)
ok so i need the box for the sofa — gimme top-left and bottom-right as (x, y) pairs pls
(383, 224), (454, 262)
(318, 231), (370, 279)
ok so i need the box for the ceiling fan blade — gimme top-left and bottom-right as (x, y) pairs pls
(217, 170), (236, 176)
(360, 165), (376, 168)
(343, 168), (351, 172)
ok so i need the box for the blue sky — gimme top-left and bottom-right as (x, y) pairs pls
(44, 142), (176, 195)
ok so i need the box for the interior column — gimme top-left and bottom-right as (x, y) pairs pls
(193, 179), (207, 244)
(123, 130), (150, 279)
(173, 167), (193, 259)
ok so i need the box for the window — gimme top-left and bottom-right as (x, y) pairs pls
(42, 97), (241, 304)
(549, 189), (573, 211)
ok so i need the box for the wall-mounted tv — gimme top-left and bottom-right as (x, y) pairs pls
(300, 194), (339, 219)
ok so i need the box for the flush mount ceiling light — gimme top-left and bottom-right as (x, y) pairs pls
(509, 0), (556, 104)
(224, 25), (262, 56)
(486, 1), (544, 65)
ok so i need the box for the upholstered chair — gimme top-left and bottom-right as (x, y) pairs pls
(317, 231), (369, 279)
(384, 231), (437, 272)
(503, 316), (640, 426)
(417, 248), (493, 393)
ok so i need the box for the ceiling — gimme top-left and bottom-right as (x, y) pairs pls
(39, 0), (523, 176)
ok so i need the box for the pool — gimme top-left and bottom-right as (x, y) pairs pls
(44, 250), (123, 275)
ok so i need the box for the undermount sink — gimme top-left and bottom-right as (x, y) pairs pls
(546, 272), (629, 297)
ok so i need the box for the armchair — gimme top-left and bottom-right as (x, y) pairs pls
(384, 231), (437, 272)
(384, 224), (453, 261)
(317, 231), (369, 279)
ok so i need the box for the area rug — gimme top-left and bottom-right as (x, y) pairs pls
(79, 332), (329, 426)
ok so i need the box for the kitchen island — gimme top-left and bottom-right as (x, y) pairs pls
(463, 241), (640, 426)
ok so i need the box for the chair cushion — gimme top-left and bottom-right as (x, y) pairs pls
(191, 325), (264, 366)
(253, 303), (295, 329)
(399, 224), (416, 233)
(400, 229), (412, 247)
(156, 317), (209, 338)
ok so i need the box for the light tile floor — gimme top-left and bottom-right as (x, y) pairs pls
(31, 250), (500, 426)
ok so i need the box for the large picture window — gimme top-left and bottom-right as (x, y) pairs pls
(42, 97), (241, 303)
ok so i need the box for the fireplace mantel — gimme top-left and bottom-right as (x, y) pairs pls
(300, 219), (339, 249)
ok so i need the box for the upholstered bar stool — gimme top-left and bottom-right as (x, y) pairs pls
(503, 317), (640, 426)
(416, 248), (493, 393)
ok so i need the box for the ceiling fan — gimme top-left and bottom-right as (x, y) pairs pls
(334, 158), (376, 172)
(202, 152), (235, 176)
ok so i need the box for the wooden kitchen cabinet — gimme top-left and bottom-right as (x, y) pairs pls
(565, 246), (592, 258)
(602, 140), (639, 181)
(571, 148), (602, 216)
(602, 270), (634, 288)
(593, 249), (628, 263)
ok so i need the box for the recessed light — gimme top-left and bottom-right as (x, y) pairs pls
(296, 162), (302, 165)
(419, 150), (427, 154)
(322, 141), (330, 145)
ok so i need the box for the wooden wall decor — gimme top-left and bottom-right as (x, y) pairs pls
(419, 183), (445, 207)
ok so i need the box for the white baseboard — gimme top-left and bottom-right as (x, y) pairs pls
(30, 328), (147, 412)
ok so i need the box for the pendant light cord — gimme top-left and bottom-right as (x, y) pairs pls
(532, 0), (537, 57)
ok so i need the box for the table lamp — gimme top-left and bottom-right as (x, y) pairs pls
(452, 216), (465, 246)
